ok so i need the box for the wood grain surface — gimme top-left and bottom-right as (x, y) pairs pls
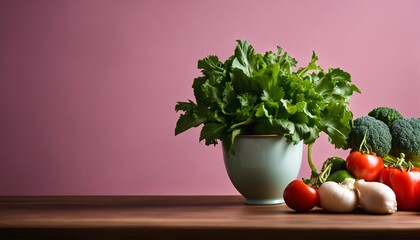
(1, 195), (420, 239)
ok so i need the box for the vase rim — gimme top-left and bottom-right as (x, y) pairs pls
(237, 134), (281, 138)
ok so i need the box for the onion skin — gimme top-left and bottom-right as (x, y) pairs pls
(354, 180), (397, 214)
(318, 181), (358, 213)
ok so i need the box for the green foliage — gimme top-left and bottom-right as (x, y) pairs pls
(175, 40), (361, 154)
(368, 106), (404, 126)
(389, 118), (420, 162)
(347, 116), (392, 157)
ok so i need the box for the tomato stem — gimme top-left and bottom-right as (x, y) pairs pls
(359, 131), (372, 154)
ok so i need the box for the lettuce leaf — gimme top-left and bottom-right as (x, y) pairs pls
(175, 40), (360, 154)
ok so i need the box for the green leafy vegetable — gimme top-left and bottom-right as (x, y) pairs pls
(175, 40), (361, 157)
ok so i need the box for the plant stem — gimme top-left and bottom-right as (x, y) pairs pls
(229, 118), (253, 130)
(307, 143), (318, 176)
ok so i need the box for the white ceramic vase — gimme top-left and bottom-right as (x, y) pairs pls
(223, 135), (303, 205)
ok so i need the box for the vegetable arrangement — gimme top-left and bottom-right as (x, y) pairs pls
(284, 106), (420, 214)
(173, 39), (420, 214)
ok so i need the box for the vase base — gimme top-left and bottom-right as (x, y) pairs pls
(244, 198), (284, 205)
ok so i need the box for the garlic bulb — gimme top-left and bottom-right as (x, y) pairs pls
(354, 179), (397, 214)
(318, 180), (358, 213)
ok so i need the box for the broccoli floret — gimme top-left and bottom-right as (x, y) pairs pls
(347, 116), (392, 157)
(368, 106), (404, 126)
(389, 118), (420, 162)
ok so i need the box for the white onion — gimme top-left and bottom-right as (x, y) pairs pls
(318, 181), (358, 213)
(354, 180), (397, 214)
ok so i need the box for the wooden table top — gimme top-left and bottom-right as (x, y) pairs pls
(1, 195), (420, 239)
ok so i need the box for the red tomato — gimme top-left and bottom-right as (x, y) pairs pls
(283, 179), (319, 212)
(379, 167), (420, 211)
(346, 151), (384, 181)
(378, 167), (394, 187)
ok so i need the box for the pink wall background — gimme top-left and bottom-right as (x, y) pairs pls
(0, 0), (419, 195)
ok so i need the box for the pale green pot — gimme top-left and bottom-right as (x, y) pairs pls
(223, 135), (303, 205)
